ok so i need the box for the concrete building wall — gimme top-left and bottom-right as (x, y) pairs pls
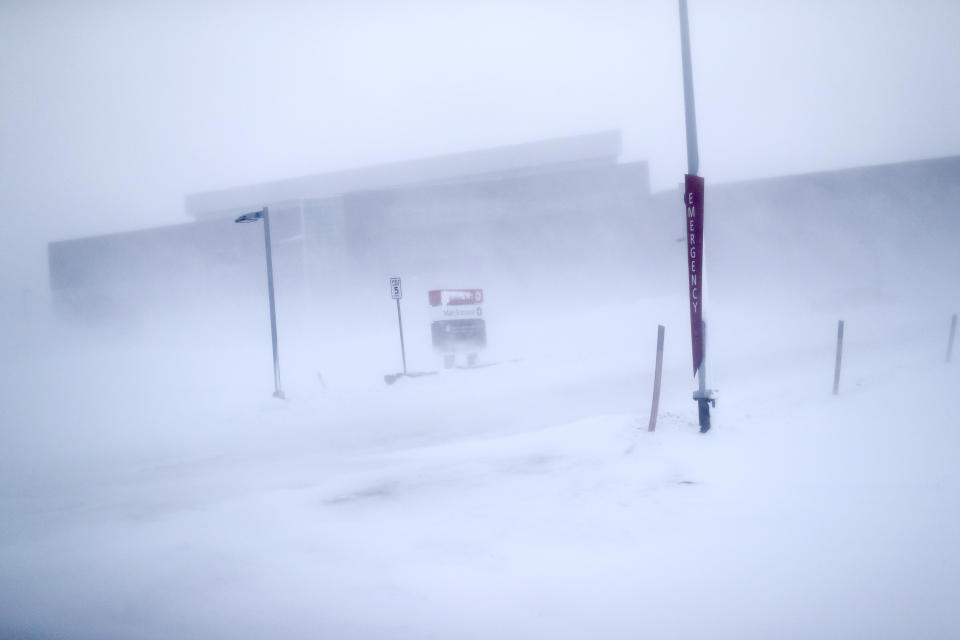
(46, 128), (958, 322)
(649, 155), (960, 303)
(48, 151), (652, 320)
(338, 161), (650, 282)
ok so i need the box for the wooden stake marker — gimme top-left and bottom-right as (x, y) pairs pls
(649, 325), (665, 432)
(833, 320), (845, 396)
(947, 313), (957, 364)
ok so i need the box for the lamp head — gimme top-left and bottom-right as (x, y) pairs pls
(234, 210), (264, 224)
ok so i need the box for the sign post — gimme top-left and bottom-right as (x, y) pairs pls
(391, 277), (407, 376)
(679, 0), (714, 432)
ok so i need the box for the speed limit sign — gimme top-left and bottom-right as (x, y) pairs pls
(390, 277), (402, 299)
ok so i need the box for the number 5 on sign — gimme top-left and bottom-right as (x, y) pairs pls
(390, 277), (402, 300)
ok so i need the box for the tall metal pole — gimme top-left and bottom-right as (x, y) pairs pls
(679, 0), (712, 432)
(679, 0), (700, 178)
(262, 206), (285, 399)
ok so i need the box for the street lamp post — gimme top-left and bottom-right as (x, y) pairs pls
(235, 206), (285, 399)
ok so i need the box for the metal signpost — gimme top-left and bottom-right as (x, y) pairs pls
(391, 277), (408, 376)
(235, 206), (285, 399)
(679, 0), (714, 432)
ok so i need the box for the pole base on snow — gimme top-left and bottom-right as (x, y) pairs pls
(697, 398), (710, 432)
(384, 371), (439, 385)
(693, 389), (715, 433)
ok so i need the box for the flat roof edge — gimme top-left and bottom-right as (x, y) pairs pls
(185, 130), (622, 219)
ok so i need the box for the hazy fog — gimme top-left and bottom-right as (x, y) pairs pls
(2, 0), (959, 294)
(2, 3), (960, 638)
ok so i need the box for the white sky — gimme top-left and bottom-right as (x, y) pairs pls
(2, 0), (959, 289)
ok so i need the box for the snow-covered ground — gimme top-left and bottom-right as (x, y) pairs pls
(1, 289), (958, 639)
